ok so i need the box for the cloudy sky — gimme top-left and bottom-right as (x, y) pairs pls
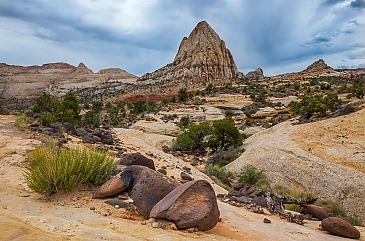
(0, 0), (364, 76)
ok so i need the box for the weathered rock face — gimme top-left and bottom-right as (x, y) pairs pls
(124, 166), (179, 218)
(303, 59), (334, 74)
(150, 180), (220, 231)
(139, 20), (241, 86)
(321, 217), (360, 239)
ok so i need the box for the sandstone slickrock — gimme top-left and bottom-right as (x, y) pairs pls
(138, 20), (241, 86)
(321, 217), (361, 239)
(93, 170), (133, 199)
(119, 153), (156, 170)
(123, 166), (179, 218)
(150, 180), (220, 231)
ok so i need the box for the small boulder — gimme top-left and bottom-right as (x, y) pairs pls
(120, 153), (155, 170)
(92, 135), (102, 143)
(232, 183), (244, 191)
(63, 122), (78, 135)
(232, 196), (251, 204)
(321, 217), (360, 239)
(228, 189), (243, 197)
(150, 180), (220, 231)
(76, 128), (88, 137)
(180, 172), (193, 181)
(263, 218), (271, 223)
(93, 170), (133, 199)
(83, 134), (96, 144)
(301, 205), (328, 221)
(252, 196), (268, 207)
(124, 166), (178, 218)
(102, 138), (114, 145)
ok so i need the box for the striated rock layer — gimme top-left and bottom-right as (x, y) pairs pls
(138, 21), (241, 87)
(0, 62), (137, 109)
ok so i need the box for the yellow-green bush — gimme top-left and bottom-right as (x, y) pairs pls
(15, 115), (32, 131)
(25, 146), (116, 194)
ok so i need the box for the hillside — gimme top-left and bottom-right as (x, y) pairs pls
(227, 107), (365, 220)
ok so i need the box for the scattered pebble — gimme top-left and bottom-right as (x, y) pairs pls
(263, 218), (271, 223)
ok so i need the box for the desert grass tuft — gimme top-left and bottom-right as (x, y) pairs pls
(15, 115), (32, 131)
(25, 146), (116, 194)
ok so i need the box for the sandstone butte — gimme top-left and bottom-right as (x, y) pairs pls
(138, 20), (241, 86)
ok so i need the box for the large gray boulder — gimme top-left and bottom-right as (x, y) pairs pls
(124, 166), (179, 218)
(150, 180), (220, 231)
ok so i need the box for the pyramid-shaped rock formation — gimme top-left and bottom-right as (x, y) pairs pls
(303, 59), (334, 73)
(139, 21), (240, 85)
(75, 62), (93, 74)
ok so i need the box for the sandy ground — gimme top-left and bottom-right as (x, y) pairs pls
(1, 115), (364, 241)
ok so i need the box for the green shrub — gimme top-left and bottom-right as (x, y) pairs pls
(272, 184), (315, 199)
(83, 110), (101, 127)
(290, 93), (341, 117)
(238, 165), (264, 186)
(41, 112), (57, 126)
(178, 88), (189, 102)
(33, 91), (81, 126)
(91, 101), (103, 112)
(25, 146), (116, 194)
(349, 79), (365, 99)
(173, 122), (212, 154)
(177, 115), (190, 129)
(207, 146), (243, 167)
(59, 91), (81, 125)
(318, 200), (346, 217)
(205, 164), (233, 187)
(209, 116), (243, 151)
(285, 204), (300, 212)
(345, 216), (363, 227)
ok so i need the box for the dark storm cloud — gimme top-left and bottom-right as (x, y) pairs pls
(351, 0), (365, 8)
(0, 0), (364, 76)
(323, 0), (347, 6)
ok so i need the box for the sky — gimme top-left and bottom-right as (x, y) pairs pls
(0, 0), (364, 77)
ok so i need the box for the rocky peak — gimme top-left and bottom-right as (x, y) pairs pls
(303, 59), (334, 73)
(139, 20), (240, 85)
(75, 62), (93, 74)
(246, 67), (264, 80)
